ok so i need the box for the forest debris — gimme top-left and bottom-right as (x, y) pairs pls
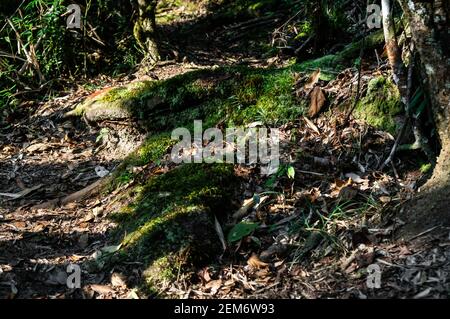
(78, 233), (89, 249)
(25, 142), (52, 153)
(94, 166), (109, 178)
(292, 231), (323, 264)
(233, 198), (255, 221)
(32, 177), (108, 210)
(260, 244), (289, 262)
(205, 279), (222, 295)
(302, 116), (320, 134)
(90, 284), (114, 295)
(111, 273), (127, 288)
(345, 173), (366, 184)
(303, 69), (321, 92)
(214, 216), (227, 252)
(0, 184), (42, 200)
(413, 288), (432, 299)
(232, 195), (269, 221)
(330, 179), (352, 198)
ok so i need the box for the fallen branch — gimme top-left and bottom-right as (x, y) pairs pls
(32, 177), (109, 210)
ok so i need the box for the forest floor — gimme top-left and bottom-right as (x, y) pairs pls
(1, 1), (449, 299)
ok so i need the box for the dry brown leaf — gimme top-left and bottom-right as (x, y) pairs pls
(303, 116), (320, 134)
(198, 267), (211, 283)
(306, 188), (322, 203)
(308, 86), (326, 118)
(26, 142), (50, 153)
(247, 254), (269, 269)
(13, 221), (27, 229)
(111, 272), (127, 288)
(90, 284), (114, 295)
(304, 69), (321, 91)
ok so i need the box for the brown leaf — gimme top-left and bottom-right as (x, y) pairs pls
(304, 69), (321, 91)
(303, 116), (320, 134)
(330, 178), (351, 197)
(90, 284), (114, 295)
(308, 86), (326, 118)
(26, 142), (50, 153)
(111, 272), (127, 288)
(247, 254), (269, 269)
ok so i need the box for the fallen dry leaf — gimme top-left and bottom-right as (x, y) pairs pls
(247, 254), (269, 269)
(90, 284), (114, 295)
(304, 69), (321, 91)
(111, 272), (127, 288)
(205, 279), (222, 295)
(308, 86), (326, 118)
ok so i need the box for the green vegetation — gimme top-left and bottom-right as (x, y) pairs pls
(0, 0), (139, 122)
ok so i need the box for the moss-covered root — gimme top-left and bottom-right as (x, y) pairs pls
(112, 163), (237, 292)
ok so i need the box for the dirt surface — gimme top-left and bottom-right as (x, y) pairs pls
(1, 2), (449, 299)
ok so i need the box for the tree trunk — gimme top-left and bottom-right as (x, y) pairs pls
(396, 0), (450, 236)
(134, 0), (160, 67)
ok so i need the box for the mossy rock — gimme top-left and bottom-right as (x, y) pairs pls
(354, 76), (403, 133)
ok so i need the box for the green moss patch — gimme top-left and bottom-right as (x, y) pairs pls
(354, 76), (402, 133)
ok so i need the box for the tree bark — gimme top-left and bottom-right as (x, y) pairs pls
(396, 0), (450, 236)
(133, 0), (160, 67)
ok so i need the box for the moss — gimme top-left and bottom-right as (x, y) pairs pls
(109, 163), (237, 289)
(138, 133), (176, 164)
(354, 76), (402, 133)
(420, 163), (432, 174)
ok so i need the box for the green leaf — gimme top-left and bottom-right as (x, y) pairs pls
(227, 222), (259, 243)
(414, 99), (428, 119)
(287, 165), (295, 179)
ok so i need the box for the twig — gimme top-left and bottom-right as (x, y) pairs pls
(379, 117), (410, 170)
(7, 18), (45, 83)
(408, 226), (441, 241)
(294, 35), (313, 55)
